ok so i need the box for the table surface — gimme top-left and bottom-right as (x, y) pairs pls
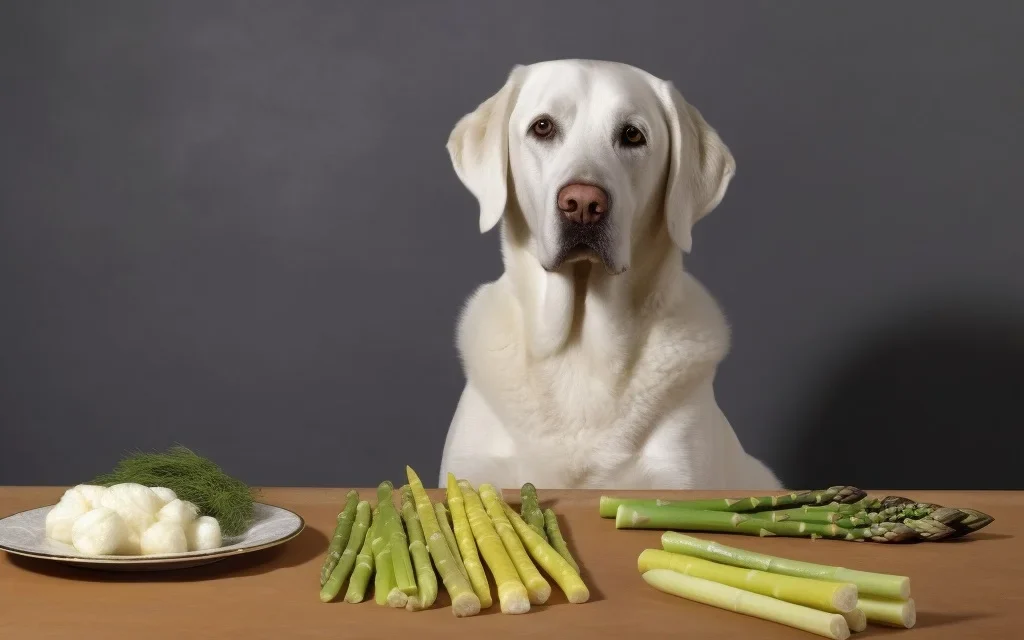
(1, 487), (1019, 639)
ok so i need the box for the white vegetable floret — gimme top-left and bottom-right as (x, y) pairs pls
(45, 493), (91, 544)
(186, 516), (222, 551)
(140, 521), (188, 555)
(100, 483), (163, 535)
(71, 507), (131, 555)
(73, 485), (108, 509)
(157, 499), (199, 527)
(151, 487), (177, 505)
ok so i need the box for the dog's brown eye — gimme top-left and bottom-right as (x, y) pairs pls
(531, 118), (554, 138)
(622, 125), (646, 146)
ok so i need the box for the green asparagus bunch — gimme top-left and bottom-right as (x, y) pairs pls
(605, 486), (995, 543)
(317, 476), (585, 615)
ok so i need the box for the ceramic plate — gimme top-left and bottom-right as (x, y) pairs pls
(0, 502), (304, 571)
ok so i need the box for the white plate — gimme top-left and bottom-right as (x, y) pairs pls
(0, 502), (304, 571)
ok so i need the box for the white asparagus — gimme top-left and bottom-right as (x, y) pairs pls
(642, 569), (850, 640)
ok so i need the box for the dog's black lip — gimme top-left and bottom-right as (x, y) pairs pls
(546, 222), (622, 274)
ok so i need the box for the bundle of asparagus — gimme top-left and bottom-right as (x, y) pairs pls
(604, 486), (995, 542)
(641, 533), (916, 639)
(316, 469), (588, 616)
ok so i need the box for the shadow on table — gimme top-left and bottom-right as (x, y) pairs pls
(4, 526), (328, 583)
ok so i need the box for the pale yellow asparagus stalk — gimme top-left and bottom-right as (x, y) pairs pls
(458, 479), (530, 614)
(643, 569), (851, 640)
(401, 485), (438, 611)
(479, 483), (551, 605)
(638, 549), (857, 613)
(661, 532), (910, 599)
(858, 597), (916, 628)
(842, 608), (867, 633)
(405, 466), (481, 617)
(446, 473), (493, 608)
(434, 502), (468, 579)
(501, 502), (589, 603)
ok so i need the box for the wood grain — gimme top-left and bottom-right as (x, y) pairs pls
(1, 487), (1018, 639)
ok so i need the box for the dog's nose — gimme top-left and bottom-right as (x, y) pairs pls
(557, 183), (608, 224)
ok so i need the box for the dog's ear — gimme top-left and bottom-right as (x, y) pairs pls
(446, 66), (524, 233)
(655, 81), (735, 253)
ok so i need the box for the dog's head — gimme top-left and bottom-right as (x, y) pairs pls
(446, 60), (735, 274)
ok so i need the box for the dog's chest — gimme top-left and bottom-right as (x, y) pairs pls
(506, 339), (684, 485)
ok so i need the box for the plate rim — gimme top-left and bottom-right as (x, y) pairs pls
(0, 502), (305, 565)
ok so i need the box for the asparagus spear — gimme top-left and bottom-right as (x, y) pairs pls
(368, 496), (406, 608)
(661, 532), (911, 599)
(319, 500), (371, 602)
(433, 502), (468, 579)
(642, 570), (851, 640)
(377, 482), (417, 597)
(638, 549), (856, 613)
(401, 485), (438, 611)
(750, 507), (839, 524)
(617, 505), (920, 542)
(501, 502), (589, 603)
(458, 479), (530, 614)
(858, 596), (916, 628)
(344, 507), (377, 603)
(406, 467), (481, 617)
(446, 473), (493, 608)
(519, 483), (547, 542)
(600, 487), (866, 518)
(543, 508), (580, 574)
(319, 490), (360, 586)
(480, 483), (551, 605)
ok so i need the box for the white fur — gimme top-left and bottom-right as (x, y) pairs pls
(440, 60), (781, 490)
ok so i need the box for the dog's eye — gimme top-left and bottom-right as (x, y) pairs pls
(530, 118), (554, 138)
(621, 125), (647, 147)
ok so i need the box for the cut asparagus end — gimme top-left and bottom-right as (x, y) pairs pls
(859, 596), (916, 628)
(451, 592), (483, 618)
(387, 587), (409, 608)
(841, 608), (867, 633)
(832, 584), (859, 613)
(497, 590), (531, 615)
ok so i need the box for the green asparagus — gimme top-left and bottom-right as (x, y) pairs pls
(320, 500), (371, 602)
(319, 490), (359, 586)
(520, 483), (548, 542)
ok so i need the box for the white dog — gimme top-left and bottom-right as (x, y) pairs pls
(439, 60), (782, 491)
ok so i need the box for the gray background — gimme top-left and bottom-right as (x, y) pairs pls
(2, 1), (1022, 490)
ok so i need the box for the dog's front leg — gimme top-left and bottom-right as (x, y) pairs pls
(438, 383), (519, 488)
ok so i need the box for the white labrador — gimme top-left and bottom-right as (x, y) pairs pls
(439, 60), (782, 490)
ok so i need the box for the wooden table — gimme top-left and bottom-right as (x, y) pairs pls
(0, 488), (1019, 639)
